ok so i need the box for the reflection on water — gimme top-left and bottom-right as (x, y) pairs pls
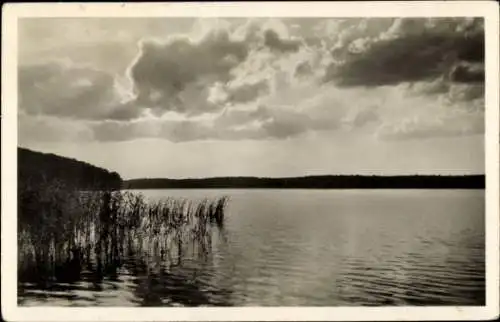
(19, 189), (485, 306)
(19, 229), (233, 306)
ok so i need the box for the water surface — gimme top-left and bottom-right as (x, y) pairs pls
(19, 189), (485, 306)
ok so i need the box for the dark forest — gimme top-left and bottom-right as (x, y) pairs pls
(18, 147), (122, 190)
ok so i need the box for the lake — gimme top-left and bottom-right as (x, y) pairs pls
(18, 189), (485, 306)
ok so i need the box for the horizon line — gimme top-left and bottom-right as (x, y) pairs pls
(125, 174), (486, 181)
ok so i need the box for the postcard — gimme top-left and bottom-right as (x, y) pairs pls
(1, 1), (499, 321)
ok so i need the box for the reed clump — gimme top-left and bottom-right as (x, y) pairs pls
(18, 181), (229, 284)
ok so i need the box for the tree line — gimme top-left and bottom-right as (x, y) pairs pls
(124, 174), (485, 189)
(17, 147), (485, 190)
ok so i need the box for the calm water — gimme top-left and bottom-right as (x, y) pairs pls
(19, 189), (485, 306)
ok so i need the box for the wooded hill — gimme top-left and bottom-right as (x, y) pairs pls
(18, 147), (122, 190)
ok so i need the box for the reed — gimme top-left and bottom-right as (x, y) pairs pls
(18, 181), (229, 284)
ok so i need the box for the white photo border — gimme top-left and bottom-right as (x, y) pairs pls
(2, 2), (499, 321)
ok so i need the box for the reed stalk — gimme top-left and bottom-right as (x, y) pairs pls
(18, 182), (229, 284)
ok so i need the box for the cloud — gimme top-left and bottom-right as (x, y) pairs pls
(18, 61), (143, 120)
(104, 101), (144, 120)
(227, 80), (270, 104)
(18, 113), (94, 145)
(449, 63), (484, 83)
(377, 110), (484, 140)
(19, 62), (112, 118)
(89, 117), (263, 143)
(313, 18), (395, 50)
(18, 77), (484, 144)
(350, 107), (380, 127)
(17, 18), (485, 144)
(263, 29), (301, 53)
(127, 18), (313, 115)
(18, 18), (314, 128)
(407, 75), (484, 105)
(446, 84), (485, 106)
(323, 18), (484, 88)
(129, 29), (249, 114)
(19, 84), (353, 144)
(406, 78), (451, 96)
(294, 61), (313, 78)
(19, 18), (197, 70)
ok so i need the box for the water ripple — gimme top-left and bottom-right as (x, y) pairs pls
(19, 189), (485, 306)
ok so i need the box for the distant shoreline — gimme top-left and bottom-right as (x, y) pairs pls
(123, 175), (485, 190)
(17, 147), (485, 191)
(122, 187), (485, 190)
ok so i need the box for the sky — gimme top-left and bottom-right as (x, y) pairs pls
(17, 17), (485, 179)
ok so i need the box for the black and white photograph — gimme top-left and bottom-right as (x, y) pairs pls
(1, 2), (499, 321)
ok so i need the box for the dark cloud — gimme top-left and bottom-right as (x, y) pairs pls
(326, 33), (478, 86)
(449, 63), (484, 83)
(263, 29), (301, 53)
(130, 30), (249, 114)
(324, 18), (484, 88)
